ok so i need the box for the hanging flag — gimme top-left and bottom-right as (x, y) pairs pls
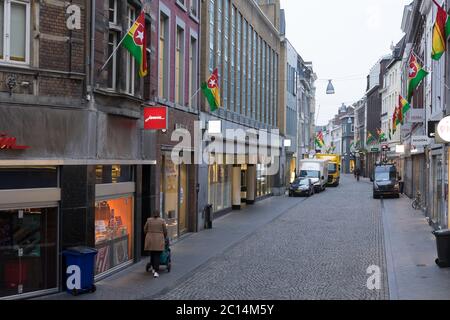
(366, 132), (376, 145)
(377, 128), (386, 142)
(392, 106), (398, 134)
(315, 131), (325, 148)
(407, 53), (429, 101)
(201, 68), (221, 112)
(122, 11), (148, 77)
(399, 95), (410, 125)
(397, 98), (404, 125)
(432, 0), (450, 60)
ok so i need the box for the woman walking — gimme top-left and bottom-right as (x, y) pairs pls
(144, 210), (168, 278)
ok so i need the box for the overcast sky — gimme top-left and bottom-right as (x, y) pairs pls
(280, 0), (411, 126)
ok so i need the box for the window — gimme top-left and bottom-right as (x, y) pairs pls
(236, 13), (241, 114)
(0, 0), (30, 64)
(247, 23), (252, 117)
(262, 42), (266, 123)
(208, 0), (215, 72)
(242, 19), (247, 116)
(0, 167), (58, 190)
(126, 6), (136, 95)
(176, 0), (186, 8)
(216, 0), (222, 88)
(175, 26), (185, 105)
(159, 13), (169, 99)
(107, 32), (117, 89)
(230, 5), (235, 112)
(109, 0), (117, 24)
(252, 29), (256, 120)
(222, 0), (229, 109)
(189, 36), (198, 109)
(190, 0), (199, 18)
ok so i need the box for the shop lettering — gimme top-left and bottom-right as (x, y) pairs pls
(0, 133), (30, 150)
(66, 265), (81, 290)
(176, 305), (211, 318)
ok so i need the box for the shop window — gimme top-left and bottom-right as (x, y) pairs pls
(0, 207), (58, 298)
(95, 196), (134, 276)
(95, 165), (133, 184)
(161, 153), (179, 240)
(0, 167), (57, 190)
(208, 155), (232, 213)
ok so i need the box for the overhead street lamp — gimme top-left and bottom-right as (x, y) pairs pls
(326, 80), (335, 95)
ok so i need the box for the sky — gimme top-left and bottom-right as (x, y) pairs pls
(280, 0), (412, 126)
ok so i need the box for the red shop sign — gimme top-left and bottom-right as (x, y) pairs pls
(144, 106), (168, 130)
(0, 133), (30, 150)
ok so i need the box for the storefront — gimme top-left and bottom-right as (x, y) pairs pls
(94, 192), (134, 278)
(208, 156), (232, 214)
(0, 166), (60, 299)
(160, 152), (191, 240)
(257, 163), (272, 198)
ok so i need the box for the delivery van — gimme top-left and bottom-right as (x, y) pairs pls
(316, 154), (341, 187)
(299, 159), (329, 193)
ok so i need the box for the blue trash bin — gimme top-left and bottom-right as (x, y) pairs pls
(63, 247), (98, 296)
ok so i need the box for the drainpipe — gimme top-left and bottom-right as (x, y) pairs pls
(89, 0), (96, 108)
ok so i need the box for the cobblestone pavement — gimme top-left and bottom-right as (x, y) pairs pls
(155, 175), (389, 300)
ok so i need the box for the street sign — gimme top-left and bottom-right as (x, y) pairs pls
(371, 148), (379, 152)
(411, 135), (431, 147)
(144, 106), (168, 130)
(437, 116), (450, 142)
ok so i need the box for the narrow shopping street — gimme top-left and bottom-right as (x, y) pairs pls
(156, 175), (388, 300)
(36, 175), (449, 301)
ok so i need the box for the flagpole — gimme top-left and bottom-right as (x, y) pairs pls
(98, 11), (144, 75)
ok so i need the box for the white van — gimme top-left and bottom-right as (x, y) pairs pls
(298, 159), (329, 192)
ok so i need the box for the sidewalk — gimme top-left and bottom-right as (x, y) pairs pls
(383, 195), (450, 300)
(37, 194), (305, 300)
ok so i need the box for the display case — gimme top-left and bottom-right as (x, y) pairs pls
(94, 197), (133, 276)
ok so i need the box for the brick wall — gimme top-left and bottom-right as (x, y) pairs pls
(0, 0), (86, 99)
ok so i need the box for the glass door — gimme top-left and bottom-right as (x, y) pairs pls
(0, 207), (58, 298)
(162, 152), (179, 240)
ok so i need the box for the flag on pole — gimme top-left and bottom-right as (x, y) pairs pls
(315, 131), (325, 148)
(392, 106), (398, 134)
(432, 0), (450, 61)
(366, 132), (376, 145)
(377, 128), (386, 142)
(201, 68), (221, 112)
(399, 95), (411, 125)
(122, 11), (148, 77)
(407, 53), (429, 101)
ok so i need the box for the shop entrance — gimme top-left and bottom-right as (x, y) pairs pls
(240, 165), (247, 205)
(161, 152), (190, 240)
(0, 206), (58, 298)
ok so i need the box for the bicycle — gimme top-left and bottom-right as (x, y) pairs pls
(412, 190), (424, 210)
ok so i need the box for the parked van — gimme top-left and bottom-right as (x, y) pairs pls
(316, 154), (341, 187)
(299, 159), (329, 193)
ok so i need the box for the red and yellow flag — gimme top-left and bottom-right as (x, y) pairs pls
(432, 0), (450, 61)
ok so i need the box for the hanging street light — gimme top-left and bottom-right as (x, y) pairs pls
(326, 80), (335, 95)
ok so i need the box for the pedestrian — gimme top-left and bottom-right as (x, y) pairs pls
(355, 167), (361, 182)
(144, 210), (168, 278)
(398, 175), (404, 194)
